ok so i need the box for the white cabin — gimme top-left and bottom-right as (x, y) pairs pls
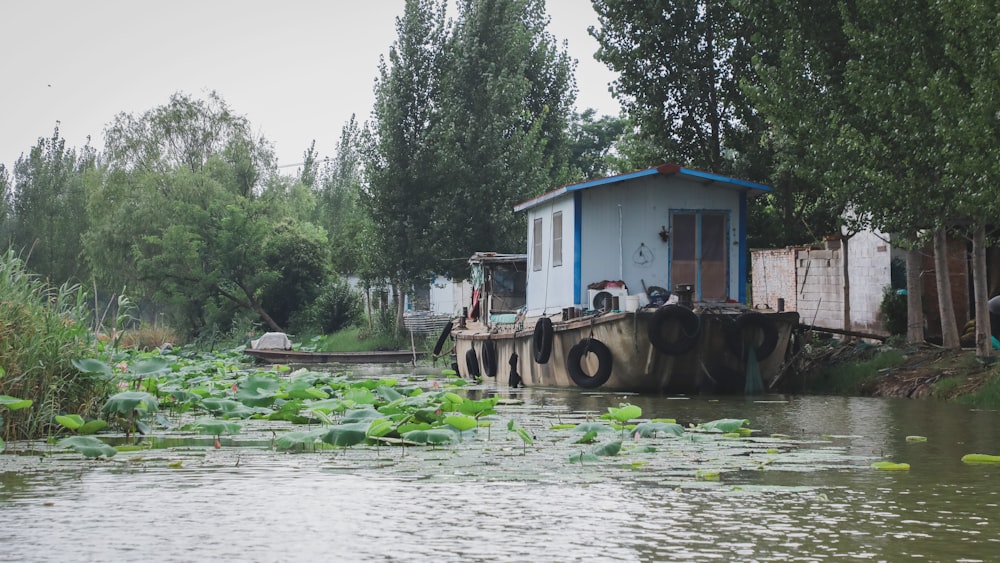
(514, 164), (770, 317)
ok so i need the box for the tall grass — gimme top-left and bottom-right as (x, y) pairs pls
(0, 250), (105, 440)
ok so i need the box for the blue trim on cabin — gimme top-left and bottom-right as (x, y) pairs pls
(573, 191), (583, 306)
(738, 192), (748, 304)
(514, 164), (771, 213)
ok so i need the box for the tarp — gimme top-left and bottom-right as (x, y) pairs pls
(251, 332), (292, 350)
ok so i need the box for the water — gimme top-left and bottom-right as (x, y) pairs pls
(3, 382), (1000, 562)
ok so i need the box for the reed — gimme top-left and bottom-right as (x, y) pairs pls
(0, 250), (106, 440)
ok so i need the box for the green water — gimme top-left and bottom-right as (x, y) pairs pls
(2, 383), (999, 562)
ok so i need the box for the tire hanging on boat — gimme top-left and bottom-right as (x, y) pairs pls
(432, 321), (453, 356)
(567, 338), (613, 389)
(647, 304), (700, 355)
(532, 317), (554, 364)
(465, 348), (481, 378)
(726, 312), (779, 360)
(481, 339), (498, 378)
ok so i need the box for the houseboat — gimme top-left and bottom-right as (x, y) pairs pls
(446, 164), (800, 393)
(450, 165), (799, 394)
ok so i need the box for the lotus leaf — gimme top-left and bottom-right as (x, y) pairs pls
(341, 408), (383, 423)
(72, 358), (113, 378)
(103, 391), (158, 416)
(961, 453), (1000, 464)
(199, 398), (259, 419)
(550, 424), (576, 430)
(458, 398), (498, 418)
(414, 407), (444, 424)
(574, 430), (598, 444)
(568, 452), (600, 463)
(631, 422), (684, 438)
(398, 422), (432, 434)
(906, 436), (928, 443)
(275, 429), (326, 450)
(445, 415), (478, 432)
(376, 385), (404, 402)
(573, 422), (612, 433)
(402, 428), (456, 445)
(188, 418), (242, 436)
(306, 398), (349, 413)
(56, 414), (85, 430)
(58, 436), (117, 458)
(367, 419), (394, 438)
(0, 395), (33, 410)
(283, 381), (330, 400)
(236, 373), (282, 406)
(129, 358), (172, 377)
(343, 388), (376, 405)
(871, 461), (910, 471)
(601, 404), (642, 423)
(700, 418), (749, 432)
(320, 422), (371, 447)
(590, 441), (622, 457)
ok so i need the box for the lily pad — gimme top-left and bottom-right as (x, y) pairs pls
(58, 436), (117, 458)
(632, 421), (684, 438)
(961, 453), (1000, 464)
(871, 461), (910, 471)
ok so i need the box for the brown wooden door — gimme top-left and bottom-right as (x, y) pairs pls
(670, 211), (728, 301)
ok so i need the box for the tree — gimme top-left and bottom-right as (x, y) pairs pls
(566, 109), (626, 180)
(430, 0), (577, 266)
(315, 116), (368, 277)
(9, 126), (96, 284)
(362, 0), (449, 331)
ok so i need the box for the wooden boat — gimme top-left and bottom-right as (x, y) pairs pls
(244, 348), (424, 365)
(447, 165), (800, 393)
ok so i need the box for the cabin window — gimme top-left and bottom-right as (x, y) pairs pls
(532, 218), (543, 271)
(551, 211), (563, 267)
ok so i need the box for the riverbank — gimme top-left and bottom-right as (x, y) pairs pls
(788, 338), (1000, 408)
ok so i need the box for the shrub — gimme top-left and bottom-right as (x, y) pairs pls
(879, 286), (908, 336)
(299, 278), (362, 334)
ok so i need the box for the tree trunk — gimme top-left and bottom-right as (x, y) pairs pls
(933, 228), (960, 349)
(392, 282), (406, 336)
(972, 223), (992, 357)
(841, 234), (851, 333)
(905, 243), (925, 345)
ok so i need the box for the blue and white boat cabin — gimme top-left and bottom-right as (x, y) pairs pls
(514, 164), (771, 317)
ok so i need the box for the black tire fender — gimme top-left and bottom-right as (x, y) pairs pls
(481, 339), (498, 378)
(532, 317), (554, 364)
(727, 312), (779, 360)
(567, 338), (613, 389)
(647, 305), (700, 355)
(465, 348), (481, 378)
(432, 320), (453, 356)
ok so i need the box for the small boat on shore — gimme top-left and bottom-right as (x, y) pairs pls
(447, 165), (799, 393)
(244, 348), (424, 365)
(244, 332), (423, 365)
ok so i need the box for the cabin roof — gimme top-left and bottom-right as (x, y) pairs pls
(467, 252), (527, 265)
(513, 163), (772, 213)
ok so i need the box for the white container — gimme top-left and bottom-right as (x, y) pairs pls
(624, 295), (640, 312)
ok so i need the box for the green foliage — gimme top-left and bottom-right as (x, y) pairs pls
(803, 347), (907, 395)
(58, 436), (117, 459)
(0, 250), (102, 441)
(295, 277), (362, 334)
(879, 286), (908, 336)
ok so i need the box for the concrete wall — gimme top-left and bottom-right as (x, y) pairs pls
(751, 247), (800, 311)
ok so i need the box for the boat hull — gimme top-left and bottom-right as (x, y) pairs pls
(451, 308), (799, 393)
(244, 349), (424, 365)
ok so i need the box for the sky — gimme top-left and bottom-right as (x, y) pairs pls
(1, 1), (621, 173)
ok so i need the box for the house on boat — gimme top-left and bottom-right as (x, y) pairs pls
(515, 164), (771, 314)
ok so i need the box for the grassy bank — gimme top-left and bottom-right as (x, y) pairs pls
(792, 339), (1000, 408)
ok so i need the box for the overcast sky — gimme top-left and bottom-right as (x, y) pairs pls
(1, 1), (620, 173)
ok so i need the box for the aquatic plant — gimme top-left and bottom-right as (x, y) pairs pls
(102, 391), (159, 441)
(58, 436), (117, 459)
(54, 414), (108, 435)
(0, 250), (103, 441)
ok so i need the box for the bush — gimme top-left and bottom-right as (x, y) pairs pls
(298, 278), (362, 334)
(879, 286), (908, 336)
(0, 250), (105, 440)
